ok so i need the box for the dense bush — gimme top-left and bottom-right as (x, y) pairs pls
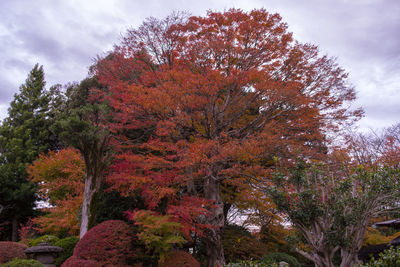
(54, 236), (79, 266)
(222, 225), (268, 262)
(72, 220), (135, 266)
(61, 255), (100, 267)
(1, 258), (44, 267)
(359, 245), (400, 267)
(222, 260), (279, 267)
(158, 250), (200, 267)
(261, 252), (300, 267)
(28, 234), (60, 246)
(0, 242), (27, 263)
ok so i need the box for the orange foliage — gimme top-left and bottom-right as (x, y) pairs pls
(27, 148), (85, 235)
(93, 9), (361, 265)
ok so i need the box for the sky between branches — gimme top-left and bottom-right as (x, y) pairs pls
(0, 0), (399, 131)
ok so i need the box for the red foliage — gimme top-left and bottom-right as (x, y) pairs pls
(159, 250), (200, 267)
(73, 220), (135, 266)
(0, 242), (27, 263)
(61, 255), (100, 267)
(94, 8), (362, 266)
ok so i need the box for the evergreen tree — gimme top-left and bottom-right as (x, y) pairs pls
(0, 64), (54, 241)
(52, 77), (113, 238)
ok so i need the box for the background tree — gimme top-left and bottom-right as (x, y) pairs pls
(95, 9), (361, 266)
(268, 161), (400, 267)
(52, 77), (113, 238)
(27, 148), (85, 236)
(0, 64), (55, 241)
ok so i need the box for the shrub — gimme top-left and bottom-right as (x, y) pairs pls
(0, 242), (27, 263)
(159, 250), (200, 267)
(359, 245), (400, 267)
(222, 260), (279, 267)
(222, 225), (268, 262)
(61, 255), (100, 267)
(261, 252), (300, 267)
(1, 258), (44, 267)
(28, 234), (60, 247)
(73, 220), (135, 266)
(54, 236), (79, 266)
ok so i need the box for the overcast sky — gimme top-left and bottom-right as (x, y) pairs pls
(0, 0), (399, 132)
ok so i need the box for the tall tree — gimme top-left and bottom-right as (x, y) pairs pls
(95, 9), (361, 266)
(52, 77), (113, 238)
(268, 160), (400, 267)
(0, 64), (54, 241)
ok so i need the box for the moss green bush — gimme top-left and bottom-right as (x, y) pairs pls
(1, 258), (44, 267)
(28, 235), (60, 247)
(261, 252), (300, 267)
(54, 236), (79, 266)
(359, 246), (400, 267)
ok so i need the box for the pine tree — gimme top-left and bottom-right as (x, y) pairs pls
(0, 64), (53, 241)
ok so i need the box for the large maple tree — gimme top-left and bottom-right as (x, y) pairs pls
(94, 9), (361, 266)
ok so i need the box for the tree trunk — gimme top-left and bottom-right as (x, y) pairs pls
(204, 176), (225, 267)
(11, 216), (18, 242)
(340, 249), (360, 267)
(80, 172), (102, 238)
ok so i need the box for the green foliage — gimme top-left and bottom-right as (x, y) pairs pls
(0, 64), (61, 240)
(54, 236), (79, 266)
(261, 252), (300, 267)
(133, 210), (186, 261)
(27, 235), (59, 247)
(359, 246), (400, 267)
(1, 258), (44, 267)
(267, 161), (400, 267)
(222, 260), (279, 267)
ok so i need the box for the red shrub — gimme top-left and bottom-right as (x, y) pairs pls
(73, 220), (135, 266)
(61, 255), (100, 267)
(0, 242), (27, 263)
(159, 250), (200, 267)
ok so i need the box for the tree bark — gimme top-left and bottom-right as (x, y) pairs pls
(79, 172), (102, 238)
(204, 176), (225, 267)
(11, 216), (18, 242)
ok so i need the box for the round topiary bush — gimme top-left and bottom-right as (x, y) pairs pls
(28, 235), (60, 247)
(54, 236), (79, 266)
(1, 258), (44, 267)
(159, 250), (200, 267)
(0, 242), (27, 263)
(72, 220), (135, 266)
(61, 255), (100, 267)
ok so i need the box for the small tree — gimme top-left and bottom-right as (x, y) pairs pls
(268, 161), (400, 267)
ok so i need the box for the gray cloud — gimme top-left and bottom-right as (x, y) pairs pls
(0, 0), (399, 131)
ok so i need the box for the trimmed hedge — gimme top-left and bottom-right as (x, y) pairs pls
(68, 220), (135, 266)
(159, 250), (200, 267)
(61, 255), (100, 267)
(1, 258), (44, 267)
(0, 242), (27, 263)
